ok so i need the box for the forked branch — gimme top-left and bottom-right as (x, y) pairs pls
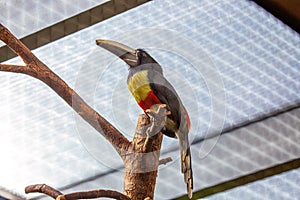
(0, 23), (130, 154)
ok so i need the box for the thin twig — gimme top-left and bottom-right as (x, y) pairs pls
(57, 190), (131, 200)
(25, 184), (62, 199)
(159, 157), (172, 165)
(0, 64), (27, 71)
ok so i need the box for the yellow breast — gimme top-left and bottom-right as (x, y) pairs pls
(127, 70), (151, 103)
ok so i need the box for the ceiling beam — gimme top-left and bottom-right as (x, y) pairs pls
(0, 0), (151, 63)
(177, 158), (300, 199)
(252, 0), (300, 34)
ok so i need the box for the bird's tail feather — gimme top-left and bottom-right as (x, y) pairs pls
(181, 145), (193, 199)
(176, 130), (193, 199)
(176, 106), (193, 198)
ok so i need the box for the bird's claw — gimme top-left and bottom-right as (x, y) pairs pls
(143, 104), (169, 151)
(145, 104), (169, 138)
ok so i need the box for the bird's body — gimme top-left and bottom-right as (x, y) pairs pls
(96, 40), (193, 198)
(127, 50), (193, 198)
(126, 52), (190, 138)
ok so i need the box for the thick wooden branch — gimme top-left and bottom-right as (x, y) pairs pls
(123, 114), (163, 200)
(25, 184), (130, 200)
(0, 23), (130, 154)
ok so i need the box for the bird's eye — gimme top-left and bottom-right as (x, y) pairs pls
(137, 51), (143, 57)
(136, 49), (146, 58)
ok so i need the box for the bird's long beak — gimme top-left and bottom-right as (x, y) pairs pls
(96, 39), (138, 67)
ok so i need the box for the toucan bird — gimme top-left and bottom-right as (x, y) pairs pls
(96, 39), (193, 198)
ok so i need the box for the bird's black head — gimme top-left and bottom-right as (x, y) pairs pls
(134, 49), (157, 67)
(96, 39), (157, 69)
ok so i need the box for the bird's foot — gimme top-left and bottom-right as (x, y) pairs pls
(145, 104), (169, 137)
(143, 104), (170, 151)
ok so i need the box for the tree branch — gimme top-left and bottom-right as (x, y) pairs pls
(25, 184), (62, 199)
(0, 23), (130, 154)
(159, 157), (172, 165)
(25, 184), (130, 200)
(57, 190), (131, 200)
(0, 64), (32, 74)
(123, 114), (163, 199)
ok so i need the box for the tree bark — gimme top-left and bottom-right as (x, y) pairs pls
(122, 114), (163, 200)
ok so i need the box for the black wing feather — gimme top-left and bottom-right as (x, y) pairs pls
(148, 68), (184, 137)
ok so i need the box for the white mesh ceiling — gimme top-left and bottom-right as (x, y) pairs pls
(0, 0), (108, 46)
(0, 0), (299, 199)
(205, 168), (300, 200)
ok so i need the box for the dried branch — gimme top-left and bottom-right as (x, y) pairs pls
(159, 157), (172, 165)
(25, 184), (130, 200)
(57, 190), (131, 200)
(25, 184), (62, 199)
(0, 64), (29, 73)
(0, 23), (130, 154)
(123, 114), (163, 199)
